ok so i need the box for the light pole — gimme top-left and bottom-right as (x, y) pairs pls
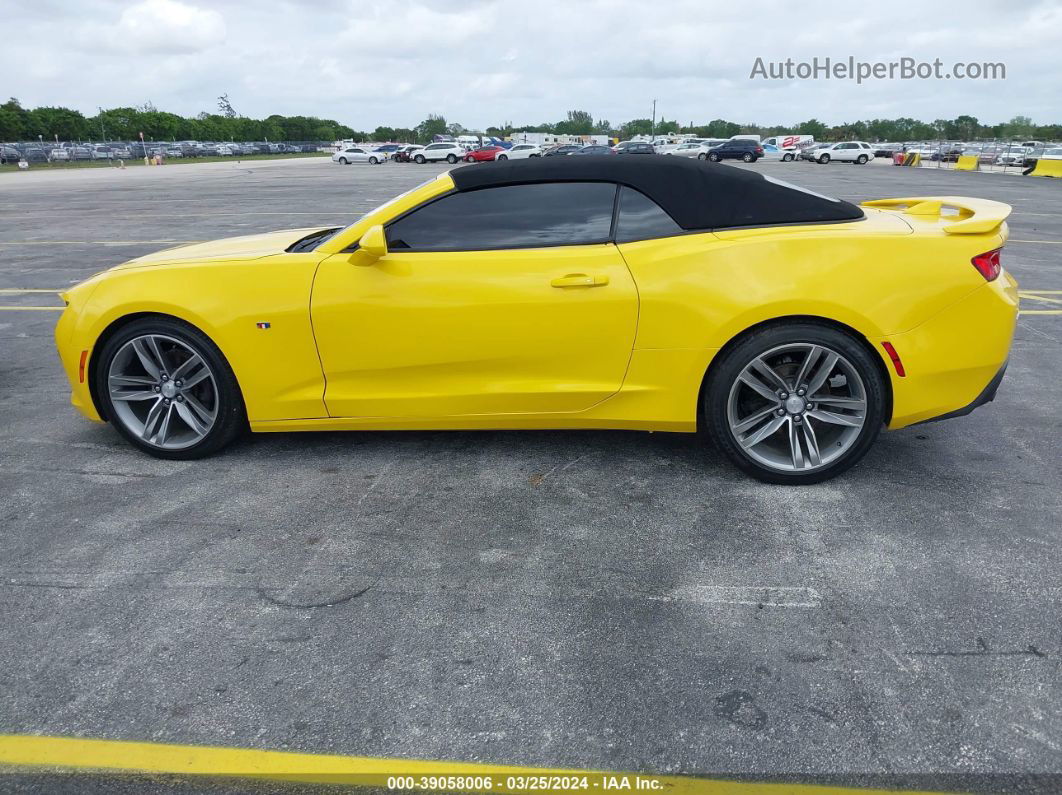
(98, 107), (106, 142)
(650, 99), (657, 140)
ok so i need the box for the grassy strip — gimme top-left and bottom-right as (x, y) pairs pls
(0, 151), (330, 172)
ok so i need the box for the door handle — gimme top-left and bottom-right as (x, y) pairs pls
(550, 273), (609, 288)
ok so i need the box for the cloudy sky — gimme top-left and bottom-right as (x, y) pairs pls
(8, 0), (1062, 127)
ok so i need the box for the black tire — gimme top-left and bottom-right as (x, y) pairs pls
(856, 154), (868, 164)
(742, 152), (754, 162)
(708, 152), (721, 162)
(414, 155), (425, 164)
(818, 154), (831, 164)
(446, 154), (458, 164)
(95, 316), (247, 460)
(529, 153), (539, 157)
(702, 322), (887, 484)
(338, 157), (348, 165)
(697, 152), (707, 160)
(782, 153), (794, 162)
(496, 154), (508, 160)
(369, 156), (379, 164)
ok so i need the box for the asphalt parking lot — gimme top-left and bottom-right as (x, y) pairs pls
(1, 157), (1060, 792)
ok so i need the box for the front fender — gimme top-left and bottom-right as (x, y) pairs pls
(69, 255), (328, 423)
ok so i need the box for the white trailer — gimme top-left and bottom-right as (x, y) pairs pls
(762, 134), (815, 150)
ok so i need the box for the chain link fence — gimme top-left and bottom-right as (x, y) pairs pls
(1, 139), (332, 166)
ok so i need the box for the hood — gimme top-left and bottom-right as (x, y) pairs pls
(111, 227), (331, 269)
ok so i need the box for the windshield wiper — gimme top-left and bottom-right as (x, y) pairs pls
(287, 227), (341, 253)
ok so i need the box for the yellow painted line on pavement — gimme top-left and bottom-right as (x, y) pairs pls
(1008, 239), (1062, 245)
(0, 735), (941, 794)
(1020, 309), (1062, 315)
(1021, 294), (1062, 306)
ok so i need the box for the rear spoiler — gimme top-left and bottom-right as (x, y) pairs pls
(860, 196), (1012, 235)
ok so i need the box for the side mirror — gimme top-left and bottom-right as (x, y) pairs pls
(358, 224), (388, 260)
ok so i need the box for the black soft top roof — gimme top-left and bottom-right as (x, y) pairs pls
(449, 155), (864, 230)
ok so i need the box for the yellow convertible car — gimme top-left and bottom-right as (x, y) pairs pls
(55, 157), (1018, 483)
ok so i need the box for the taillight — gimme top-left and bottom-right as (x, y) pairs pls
(972, 248), (1002, 281)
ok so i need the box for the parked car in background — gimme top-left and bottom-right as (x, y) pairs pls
(873, 143), (901, 158)
(667, 142), (714, 159)
(503, 143), (542, 159)
(21, 146), (48, 162)
(614, 141), (655, 155)
(542, 144), (584, 156)
(465, 145), (505, 163)
(1040, 147), (1062, 160)
(995, 146), (1030, 166)
(814, 141), (875, 164)
(707, 139), (763, 162)
(760, 144), (796, 162)
(332, 146), (385, 164)
(49, 148), (70, 161)
(413, 142), (466, 163)
(571, 145), (614, 156)
(1, 145), (23, 164)
(391, 145), (423, 162)
(613, 141), (654, 154)
(373, 144), (401, 159)
(799, 143), (832, 161)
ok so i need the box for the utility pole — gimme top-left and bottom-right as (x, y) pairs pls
(98, 107), (106, 142)
(650, 99), (657, 139)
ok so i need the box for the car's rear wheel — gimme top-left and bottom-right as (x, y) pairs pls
(703, 323), (886, 484)
(856, 154), (868, 164)
(96, 317), (246, 460)
(446, 154), (458, 164)
(708, 152), (721, 162)
(742, 152), (754, 162)
(697, 152), (707, 160)
(818, 154), (831, 164)
(338, 157), (348, 165)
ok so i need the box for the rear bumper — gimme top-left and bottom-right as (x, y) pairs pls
(883, 271), (1018, 428)
(913, 359), (1007, 425)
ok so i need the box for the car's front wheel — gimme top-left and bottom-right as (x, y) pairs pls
(703, 322), (886, 484)
(414, 155), (426, 164)
(369, 156), (379, 164)
(96, 317), (246, 460)
(337, 157), (348, 165)
(446, 154), (458, 164)
(782, 153), (794, 161)
(818, 154), (831, 164)
(708, 152), (721, 162)
(496, 154), (508, 160)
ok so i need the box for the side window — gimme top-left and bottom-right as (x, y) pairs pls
(614, 186), (683, 243)
(386, 183), (617, 251)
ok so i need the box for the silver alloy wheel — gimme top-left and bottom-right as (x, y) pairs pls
(726, 343), (867, 472)
(107, 334), (218, 450)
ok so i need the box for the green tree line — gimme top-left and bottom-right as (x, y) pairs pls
(3, 98), (1059, 144)
(0, 99), (357, 143)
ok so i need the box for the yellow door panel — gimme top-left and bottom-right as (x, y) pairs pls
(311, 244), (639, 417)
